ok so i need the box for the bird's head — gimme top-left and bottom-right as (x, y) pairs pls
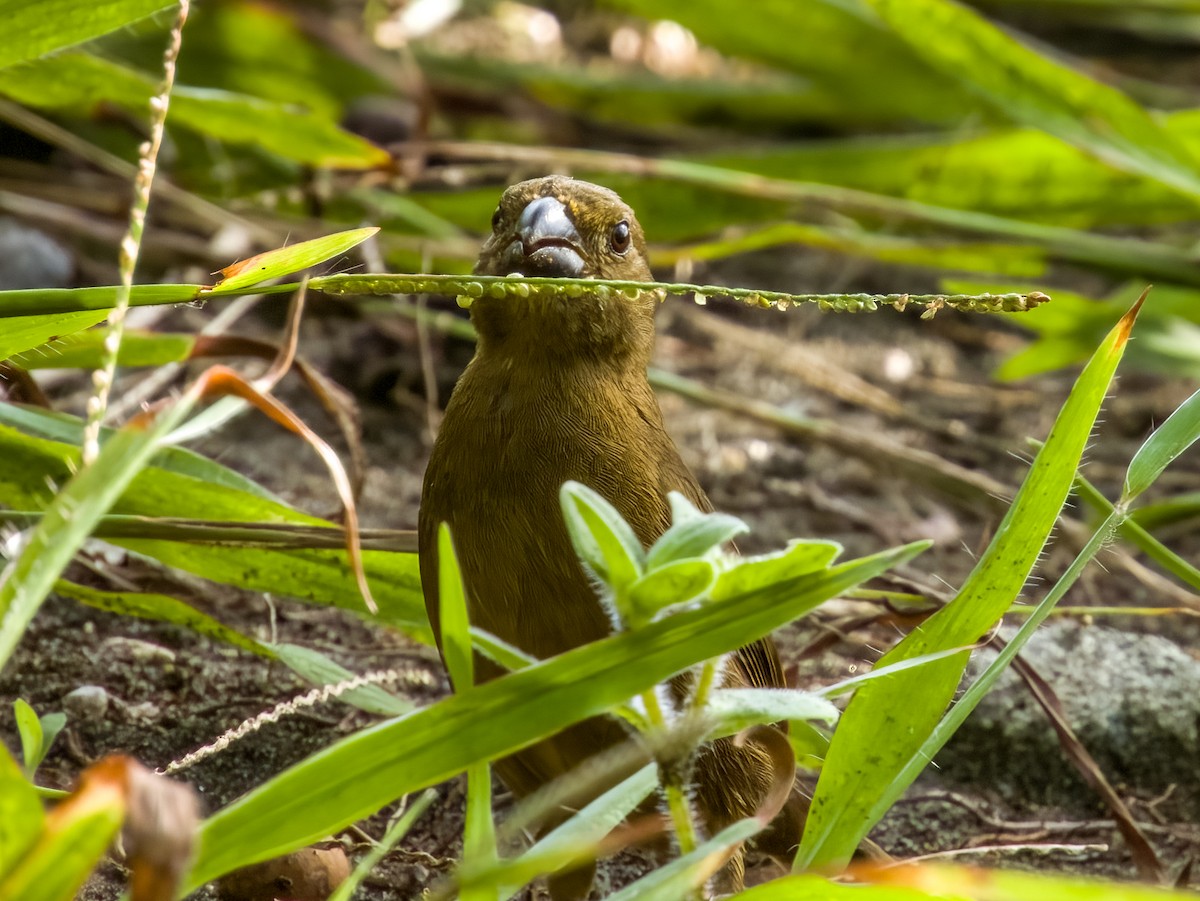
(470, 176), (657, 366)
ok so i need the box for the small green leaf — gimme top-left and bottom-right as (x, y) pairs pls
(208, 227), (380, 294)
(627, 559), (716, 623)
(711, 540), (842, 601)
(559, 481), (644, 592)
(35, 714), (65, 773)
(12, 700), (42, 776)
(645, 494), (748, 569)
(1124, 387), (1200, 502)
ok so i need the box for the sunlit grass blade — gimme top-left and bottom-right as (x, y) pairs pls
(184, 540), (926, 889)
(207, 227), (379, 294)
(795, 294), (1145, 870)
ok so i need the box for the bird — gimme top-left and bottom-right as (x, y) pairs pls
(418, 175), (793, 898)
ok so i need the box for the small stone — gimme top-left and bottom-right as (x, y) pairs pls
(63, 685), (109, 720)
(100, 636), (176, 665)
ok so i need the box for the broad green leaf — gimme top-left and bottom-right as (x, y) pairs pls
(559, 481), (644, 590)
(0, 0), (173, 70)
(0, 311), (110, 362)
(272, 644), (413, 718)
(861, 0), (1200, 198)
(1124, 387), (1200, 501)
(0, 744), (41, 876)
(700, 115), (1200, 228)
(627, 559), (716, 621)
(645, 495), (747, 569)
(13, 330), (194, 370)
(208, 227), (380, 294)
(0, 53), (389, 169)
(796, 296), (1144, 870)
(185, 540), (926, 889)
(0, 420), (428, 637)
(12, 700), (42, 775)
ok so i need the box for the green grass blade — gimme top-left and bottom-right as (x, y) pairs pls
(12, 330), (195, 370)
(795, 296), (1144, 870)
(185, 541), (926, 889)
(1124, 386), (1200, 501)
(1075, 478), (1200, 593)
(0, 311), (109, 362)
(0, 284), (198, 318)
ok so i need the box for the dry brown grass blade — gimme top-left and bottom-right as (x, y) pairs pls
(1008, 648), (1164, 882)
(189, 333), (367, 499)
(0, 361), (50, 406)
(192, 364), (378, 615)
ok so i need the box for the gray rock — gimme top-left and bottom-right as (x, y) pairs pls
(939, 620), (1200, 815)
(63, 684), (110, 720)
(0, 218), (73, 290)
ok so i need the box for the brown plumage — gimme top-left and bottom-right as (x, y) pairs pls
(418, 176), (791, 897)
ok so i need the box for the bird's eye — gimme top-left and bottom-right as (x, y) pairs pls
(610, 220), (631, 254)
(491, 206), (502, 231)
